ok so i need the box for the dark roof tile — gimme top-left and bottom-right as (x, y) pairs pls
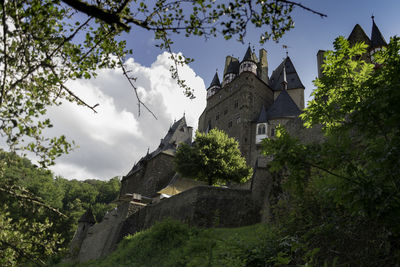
(269, 57), (304, 91)
(266, 90), (301, 120)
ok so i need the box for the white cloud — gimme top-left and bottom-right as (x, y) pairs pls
(47, 52), (206, 180)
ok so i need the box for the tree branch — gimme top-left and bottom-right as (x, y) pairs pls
(118, 57), (158, 119)
(1, 0), (8, 106)
(0, 185), (67, 218)
(278, 0), (327, 17)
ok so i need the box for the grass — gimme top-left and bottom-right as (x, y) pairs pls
(57, 219), (280, 267)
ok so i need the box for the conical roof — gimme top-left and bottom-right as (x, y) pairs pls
(242, 46), (257, 62)
(78, 208), (96, 224)
(256, 105), (268, 123)
(371, 18), (387, 48)
(225, 60), (239, 75)
(266, 90), (301, 120)
(348, 24), (371, 47)
(208, 72), (221, 88)
(269, 57), (304, 91)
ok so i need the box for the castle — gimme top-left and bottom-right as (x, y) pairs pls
(69, 18), (387, 262)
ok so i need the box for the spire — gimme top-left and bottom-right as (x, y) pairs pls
(208, 72), (221, 88)
(281, 65), (288, 90)
(371, 16), (387, 48)
(242, 45), (254, 62)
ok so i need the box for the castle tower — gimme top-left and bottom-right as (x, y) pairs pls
(239, 46), (258, 75)
(370, 16), (387, 58)
(207, 72), (221, 99)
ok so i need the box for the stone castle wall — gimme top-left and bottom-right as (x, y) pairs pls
(120, 152), (176, 197)
(118, 186), (261, 242)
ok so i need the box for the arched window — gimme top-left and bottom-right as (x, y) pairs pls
(257, 124), (266, 135)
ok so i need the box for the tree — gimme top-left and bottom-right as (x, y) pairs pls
(175, 129), (252, 186)
(262, 37), (400, 265)
(0, 0), (325, 164)
(0, 1), (324, 265)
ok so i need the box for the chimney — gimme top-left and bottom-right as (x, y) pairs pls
(258, 49), (268, 84)
(317, 50), (326, 78)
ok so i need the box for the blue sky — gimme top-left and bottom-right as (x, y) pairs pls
(123, 0), (400, 104)
(46, 1), (400, 180)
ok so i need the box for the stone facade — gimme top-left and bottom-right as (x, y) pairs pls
(69, 46), (314, 262)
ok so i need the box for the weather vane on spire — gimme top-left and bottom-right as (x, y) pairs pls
(371, 14), (375, 22)
(282, 45), (290, 58)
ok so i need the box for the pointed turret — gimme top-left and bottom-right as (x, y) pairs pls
(209, 72), (221, 88)
(207, 72), (221, 99)
(370, 16), (387, 49)
(348, 24), (371, 47)
(270, 57), (304, 91)
(243, 46), (254, 62)
(239, 45), (258, 75)
(223, 58), (239, 86)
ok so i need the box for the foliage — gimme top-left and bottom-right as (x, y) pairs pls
(262, 36), (400, 265)
(56, 219), (281, 267)
(0, 150), (120, 266)
(0, 0), (324, 163)
(175, 129), (252, 186)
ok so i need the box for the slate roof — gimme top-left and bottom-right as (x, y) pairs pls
(242, 46), (257, 62)
(78, 208), (96, 224)
(126, 117), (188, 176)
(347, 24), (371, 46)
(209, 72), (221, 88)
(269, 57), (305, 91)
(256, 105), (268, 123)
(371, 18), (387, 48)
(266, 90), (301, 120)
(225, 59), (239, 75)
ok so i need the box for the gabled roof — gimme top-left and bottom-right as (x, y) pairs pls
(256, 105), (267, 123)
(269, 57), (305, 91)
(78, 208), (96, 224)
(371, 18), (387, 48)
(209, 72), (221, 88)
(266, 90), (301, 120)
(126, 116), (190, 176)
(225, 59), (239, 75)
(348, 24), (371, 47)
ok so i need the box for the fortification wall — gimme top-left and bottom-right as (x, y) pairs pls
(118, 186), (261, 242)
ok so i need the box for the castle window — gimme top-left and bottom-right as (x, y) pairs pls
(236, 116), (241, 124)
(257, 124), (266, 135)
(224, 109), (228, 115)
(271, 128), (275, 137)
(234, 100), (238, 108)
(228, 121), (232, 128)
(216, 114), (220, 120)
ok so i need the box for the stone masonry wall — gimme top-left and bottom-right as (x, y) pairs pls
(118, 186), (261, 242)
(120, 153), (176, 197)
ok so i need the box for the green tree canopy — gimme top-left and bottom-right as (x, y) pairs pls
(175, 129), (252, 186)
(262, 36), (400, 265)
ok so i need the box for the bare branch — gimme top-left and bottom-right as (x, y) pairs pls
(118, 57), (158, 119)
(278, 0), (327, 17)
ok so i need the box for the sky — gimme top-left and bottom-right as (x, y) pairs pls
(44, 0), (400, 180)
